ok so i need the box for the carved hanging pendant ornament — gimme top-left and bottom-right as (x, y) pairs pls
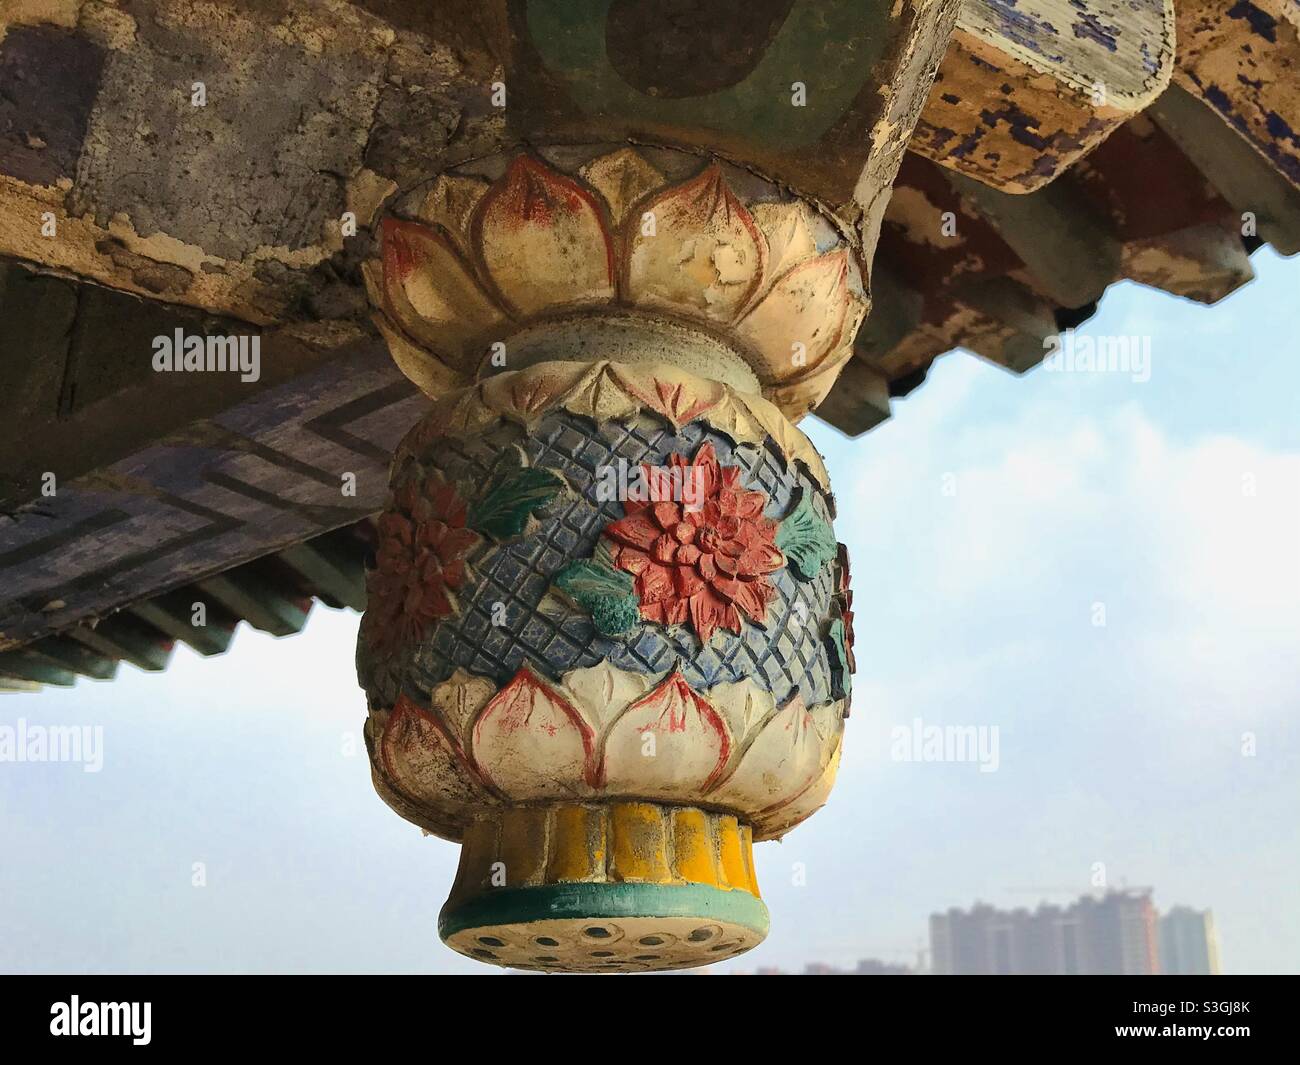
(358, 148), (861, 972)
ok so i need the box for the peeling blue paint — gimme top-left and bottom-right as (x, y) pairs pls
(951, 129), (986, 159)
(982, 0), (1064, 67)
(967, 53), (1006, 74)
(1226, 1), (1278, 43)
(1139, 41), (1159, 77)
(1265, 111), (1299, 151)
(1070, 2), (1120, 54)
(976, 103), (1050, 152)
(1029, 154), (1059, 179)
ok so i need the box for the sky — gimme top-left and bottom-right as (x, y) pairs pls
(1, 249), (1297, 975)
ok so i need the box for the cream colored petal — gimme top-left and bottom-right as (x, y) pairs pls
(496, 362), (607, 424)
(600, 673), (732, 799)
(378, 698), (496, 815)
(704, 679), (776, 752)
(606, 362), (726, 429)
(736, 248), (865, 384)
(381, 218), (506, 371)
(808, 698), (843, 751)
(554, 361), (644, 424)
(749, 202), (818, 298)
(474, 155), (615, 317)
(416, 173), (490, 254)
(409, 384), (500, 447)
(579, 147), (665, 230)
(763, 327), (865, 422)
(626, 164), (767, 324)
(372, 310), (467, 399)
(559, 660), (652, 734)
(754, 738), (843, 841)
(431, 668), (498, 749)
(470, 668), (598, 800)
(707, 695), (829, 814)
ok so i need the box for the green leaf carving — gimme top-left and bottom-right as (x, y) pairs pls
(827, 618), (852, 699)
(554, 559), (641, 636)
(776, 489), (837, 580)
(468, 449), (566, 541)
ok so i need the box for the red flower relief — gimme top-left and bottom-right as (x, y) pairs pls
(606, 443), (784, 645)
(366, 472), (478, 656)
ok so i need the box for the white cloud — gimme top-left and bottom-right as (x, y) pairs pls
(818, 355), (1300, 737)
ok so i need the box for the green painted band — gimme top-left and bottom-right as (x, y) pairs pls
(439, 881), (770, 940)
(523, 0), (890, 148)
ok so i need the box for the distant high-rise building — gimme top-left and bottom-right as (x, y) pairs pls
(1159, 907), (1221, 975)
(746, 959), (915, 975)
(1078, 890), (1160, 974)
(855, 958), (913, 975)
(930, 890), (1160, 975)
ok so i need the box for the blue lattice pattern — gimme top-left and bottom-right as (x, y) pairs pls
(360, 410), (837, 709)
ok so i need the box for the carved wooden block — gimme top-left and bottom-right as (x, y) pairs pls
(912, 0), (1175, 192)
(1174, 0), (1300, 191)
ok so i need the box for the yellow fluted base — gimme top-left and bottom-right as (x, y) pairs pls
(439, 802), (768, 972)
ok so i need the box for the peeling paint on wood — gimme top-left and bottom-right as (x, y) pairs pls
(1174, 0), (1300, 190)
(913, 0), (1175, 191)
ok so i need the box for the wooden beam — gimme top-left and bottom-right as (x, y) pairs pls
(194, 572), (310, 638)
(856, 265), (926, 363)
(813, 360), (893, 438)
(1149, 84), (1300, 255)
(1121, 223), (1254, 306)
(946, 170), (1123, 306)
(952, 278), (1059, 373)
(66, 616), (173, 672)
(1174, 0), (1300, 192)
(0, 299), (415, 652)
(0, 0), (961, 327)
(278, 539), (367, 613)
(125, 594), (235, 657)
(912, 0), (1175, 191)
(0, 649), (76, 686)
(1068, 115), (1255, 304)
(0, 0), (499, 323)
(26, 635), (118, 680)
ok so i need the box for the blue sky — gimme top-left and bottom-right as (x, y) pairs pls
(2, 249), (1297, 975)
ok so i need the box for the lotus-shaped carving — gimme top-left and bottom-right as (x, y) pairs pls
(365, 149), (870, 421)
(368, 662), (845, 842)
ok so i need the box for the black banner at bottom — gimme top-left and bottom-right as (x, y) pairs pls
(0, 974), (1290, 1051)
